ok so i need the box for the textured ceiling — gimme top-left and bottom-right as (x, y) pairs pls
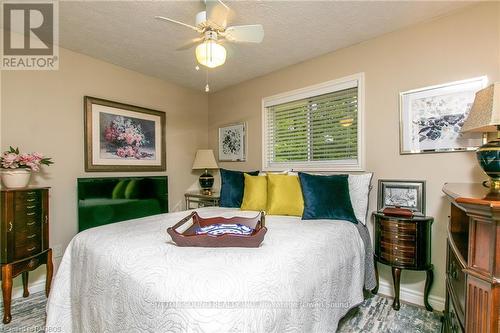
(59, 1), (473, 92)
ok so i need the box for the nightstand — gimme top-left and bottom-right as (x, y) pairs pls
(185, 191), (220, 209)
(373, 212), (433, 311)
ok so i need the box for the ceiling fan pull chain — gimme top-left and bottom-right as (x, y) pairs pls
(205, 69), (210, 93)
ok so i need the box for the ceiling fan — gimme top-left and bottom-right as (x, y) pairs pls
(155, 0), (264, 69)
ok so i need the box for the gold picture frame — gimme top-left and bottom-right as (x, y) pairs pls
(84, 96), (166, 172)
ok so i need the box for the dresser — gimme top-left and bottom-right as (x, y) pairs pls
(442, 183), (500, 333)
(373, 212), (434, 311)
(0, 187), (53, 324)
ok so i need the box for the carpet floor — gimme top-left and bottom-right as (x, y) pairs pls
(1, 292), (442, 332)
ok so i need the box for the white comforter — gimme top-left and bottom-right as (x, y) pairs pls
(46, 207), (366, 333)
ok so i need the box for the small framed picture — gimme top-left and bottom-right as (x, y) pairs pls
(378, 180), (426, 215)
(84, 96), (166, 172)
(218, 122), (246, 161)
(399, 76), (487, 154)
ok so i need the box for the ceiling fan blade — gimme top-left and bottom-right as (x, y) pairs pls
(223, 25), (264, 43)
(206, 0), (231, 29)
(155, 16), (201, 33)
(177, 38), (203, 51)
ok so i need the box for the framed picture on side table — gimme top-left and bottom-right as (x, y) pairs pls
(84, 96), (166, 172)
(378, 180), (426, 215)
(218, 122), (246, 161)
(399, 76), (487, 154)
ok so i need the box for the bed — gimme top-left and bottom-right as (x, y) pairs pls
(46, 207), (375, 332)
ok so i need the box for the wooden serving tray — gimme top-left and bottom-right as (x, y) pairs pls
(167, 212), (267, 247)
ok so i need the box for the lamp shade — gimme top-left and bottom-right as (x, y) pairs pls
(192, 149), (218, 170)
(195, 40), (226, 68)
(461, 83), (500, 133)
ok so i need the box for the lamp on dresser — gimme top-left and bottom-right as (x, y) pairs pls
(192, 149), (219, 195)
(0, 187), (53, 324)
(461, 83), (500, 197)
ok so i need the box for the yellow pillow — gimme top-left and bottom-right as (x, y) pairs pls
(240, 174), (268, 211)
(267, 174), (304, 216)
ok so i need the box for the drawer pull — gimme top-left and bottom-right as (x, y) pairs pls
(27, 205), (36, 209)
(8, 221), (13, 232)
(44, 215), (48, 224)
(27, 221), (36, 226)
(26, 198), (35, 202)
(27, 191), (35, 195)
(27, 234), (37, 239)
(27, 246), (36, 252)
(26, 212), (35, 216)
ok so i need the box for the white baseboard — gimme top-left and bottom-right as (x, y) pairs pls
(376, 281), (445, 311)
(11, 279), (46, 300)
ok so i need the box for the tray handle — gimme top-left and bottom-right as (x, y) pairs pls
(168, 211), (197, 235)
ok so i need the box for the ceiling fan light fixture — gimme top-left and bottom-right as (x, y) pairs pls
(195, 39), (226, 68)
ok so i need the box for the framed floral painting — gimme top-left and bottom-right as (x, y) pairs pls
(399, 76), (487, 154)
(84, 96), (166, 171)
(218, 122), (246, 161)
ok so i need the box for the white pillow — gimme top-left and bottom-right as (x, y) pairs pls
(289, 171), (373, 224)
(348, 173), (373, 225)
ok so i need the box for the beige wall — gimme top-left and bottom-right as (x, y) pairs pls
(1, 47), (208, 293)
(208, 3), (500, 308)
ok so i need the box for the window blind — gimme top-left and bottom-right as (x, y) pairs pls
(265, 86), (359, 168)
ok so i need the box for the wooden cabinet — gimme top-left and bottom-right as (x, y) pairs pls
(373, 212), (434, 311)
(443, 183), (500, 333)
(0, 187), (53, 324)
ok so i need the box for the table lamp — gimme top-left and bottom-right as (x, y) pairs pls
(192, 149), (218, 195)
(461, 83), (500, 195)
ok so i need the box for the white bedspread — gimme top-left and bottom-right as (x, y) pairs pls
(46, 207), (366, 333)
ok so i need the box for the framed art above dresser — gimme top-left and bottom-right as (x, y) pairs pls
(442, 183), (500, 333)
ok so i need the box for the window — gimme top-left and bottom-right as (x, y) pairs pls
(262, 73), (364, 171)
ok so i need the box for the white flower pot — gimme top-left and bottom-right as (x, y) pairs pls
(1, 169), (32, 189)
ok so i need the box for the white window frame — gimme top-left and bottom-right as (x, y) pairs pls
(261, 72), (365, 172)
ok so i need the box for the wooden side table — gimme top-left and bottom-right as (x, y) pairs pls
(373, 212), (434, 311)
(185, 191), (220, 209)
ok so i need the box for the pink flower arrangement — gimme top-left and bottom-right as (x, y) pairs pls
(0, 147), (53, 172)
(103, 116), (151, 159)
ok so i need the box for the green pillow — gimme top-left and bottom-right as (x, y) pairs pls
(124, 179), (141, 199)
(112, 180), (129, 199)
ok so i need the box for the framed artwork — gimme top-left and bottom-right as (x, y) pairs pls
(378, 180), (426, 215)
(218, 122), (246, 161)
(400, 76), (487, 154)
(84, 96), (166, 172)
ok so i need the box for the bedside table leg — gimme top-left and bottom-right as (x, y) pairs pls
(424, 268), (434, 312)
(45, 249), (54, 297)
(22, 272), (29, 298)
(372, 260), (379, 294)
(392, 267), (401, 311)
(2, 264), (12, 324)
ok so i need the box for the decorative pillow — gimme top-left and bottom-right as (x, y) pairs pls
(289, 171), (373, 224)
(298, 172), (358, 223)
(220, 169), (259, 207)
(240, 174), (268, 211)
(348, 173), (373, 225)
(267, 174), (304, 216)
(112, 180), (129, 199)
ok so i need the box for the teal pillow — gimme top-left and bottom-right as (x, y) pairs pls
(298, 172), (357, 223)
(124, 179), (141, 199)
(112, 180), (129, 199)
